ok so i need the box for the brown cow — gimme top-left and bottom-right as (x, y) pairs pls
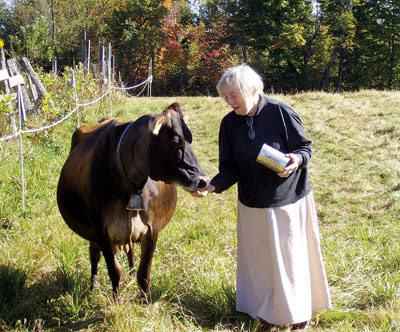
(57, 103), (208, 296)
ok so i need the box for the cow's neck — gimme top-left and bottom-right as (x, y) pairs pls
(116, 121), (148, 194)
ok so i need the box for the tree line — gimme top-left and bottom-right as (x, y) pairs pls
(1, 0), (399, 95)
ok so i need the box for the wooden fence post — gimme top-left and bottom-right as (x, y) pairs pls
(26, 74), (39, 110)
(148, 56), (153, 97)
(17, 84), (26, 125)
(52, 59), (57, 75)
(111, 55), (114, 78)
(84, 40), (90, 73)
(0, 48), (10, 94)
(21, 57), (53, 107)
(82, 31), (86, 64)
(106, 42), (112, 86)
(99, 45), (105, 84)
(7, 58), (33, 116)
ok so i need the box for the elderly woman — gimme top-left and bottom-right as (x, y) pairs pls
(192, 64), (331, 329)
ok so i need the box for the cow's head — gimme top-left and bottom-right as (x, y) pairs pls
(148, 103), (208, 191)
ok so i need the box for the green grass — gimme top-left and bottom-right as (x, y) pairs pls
(0, 91), (400, 331)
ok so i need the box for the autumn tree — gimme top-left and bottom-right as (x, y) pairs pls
(155, 0), (236, 95)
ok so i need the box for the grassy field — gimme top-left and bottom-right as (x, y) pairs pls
(0, 91), (399, 331)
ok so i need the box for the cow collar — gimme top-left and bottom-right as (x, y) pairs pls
(116, 121), (148, 211)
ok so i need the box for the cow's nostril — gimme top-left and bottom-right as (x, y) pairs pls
(197, 178), (209, 190)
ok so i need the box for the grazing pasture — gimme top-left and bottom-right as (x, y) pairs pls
(0, 91), (399, 331)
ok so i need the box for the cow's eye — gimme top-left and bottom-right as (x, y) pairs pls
(169, 136), (182, 150)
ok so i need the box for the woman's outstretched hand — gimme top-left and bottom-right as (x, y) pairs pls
(191, 184), (216, 198)
(278, 153), (302, 178)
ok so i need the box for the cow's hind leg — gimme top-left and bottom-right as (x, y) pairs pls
(89, 241), (101, 290)
(137, 226), (158, 295)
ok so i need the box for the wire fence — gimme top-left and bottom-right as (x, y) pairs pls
(0, 76), (152, 142)
(0, 75), (153, 209)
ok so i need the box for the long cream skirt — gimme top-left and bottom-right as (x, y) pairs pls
(236, 192), (331, 325)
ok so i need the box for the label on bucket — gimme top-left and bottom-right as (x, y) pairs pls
(256, 144), (290, 173)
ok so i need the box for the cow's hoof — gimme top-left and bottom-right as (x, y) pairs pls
(91, 275), (100, 290)
(138, 290), (150, 303)
(112, 291), (122, 304)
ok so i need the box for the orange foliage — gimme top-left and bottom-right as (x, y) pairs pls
(155, 15), (237, 94)
(163, 0), (174, 10)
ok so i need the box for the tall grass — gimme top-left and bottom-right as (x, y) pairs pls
(0, 91), (399, 331)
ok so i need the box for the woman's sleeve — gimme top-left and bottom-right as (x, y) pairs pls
(210, 117), (240, 193)
(279, 105), (312, 169)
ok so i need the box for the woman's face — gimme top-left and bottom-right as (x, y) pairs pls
(220, 82), (258, 116)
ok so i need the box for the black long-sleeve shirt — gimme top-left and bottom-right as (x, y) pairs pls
(210, 95), (312, 208)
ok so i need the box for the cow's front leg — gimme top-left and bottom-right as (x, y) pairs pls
(98, 232), (122, 297)
(126, 241), (135, 275)
(89, 241), (101, 290)
(137, 226), (158, 295)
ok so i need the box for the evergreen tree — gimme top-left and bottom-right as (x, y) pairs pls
(351, 0), (400, 89)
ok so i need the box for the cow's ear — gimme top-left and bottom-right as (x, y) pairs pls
(167, 102), (181, 112)
(151, 114), (165, 135)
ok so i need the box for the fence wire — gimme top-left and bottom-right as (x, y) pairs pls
(0, 76), (152, 143)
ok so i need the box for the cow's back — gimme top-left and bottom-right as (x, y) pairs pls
(70, 117), (123, 151)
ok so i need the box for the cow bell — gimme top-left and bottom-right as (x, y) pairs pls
(126, 192), (147, 211)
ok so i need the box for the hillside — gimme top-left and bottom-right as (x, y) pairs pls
(0, 91), (399, 331)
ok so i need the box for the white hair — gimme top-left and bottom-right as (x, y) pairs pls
(216, 64), (264, 98)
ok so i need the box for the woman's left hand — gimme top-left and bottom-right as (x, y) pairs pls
(278, 153), (302, 178)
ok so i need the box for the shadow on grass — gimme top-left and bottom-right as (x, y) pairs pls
(0, 263), (257, 331)
(0, 264), (103, 331)
(147, 279), (255, 331)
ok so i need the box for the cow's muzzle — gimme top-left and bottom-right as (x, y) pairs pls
(183, 176), (209, 192)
